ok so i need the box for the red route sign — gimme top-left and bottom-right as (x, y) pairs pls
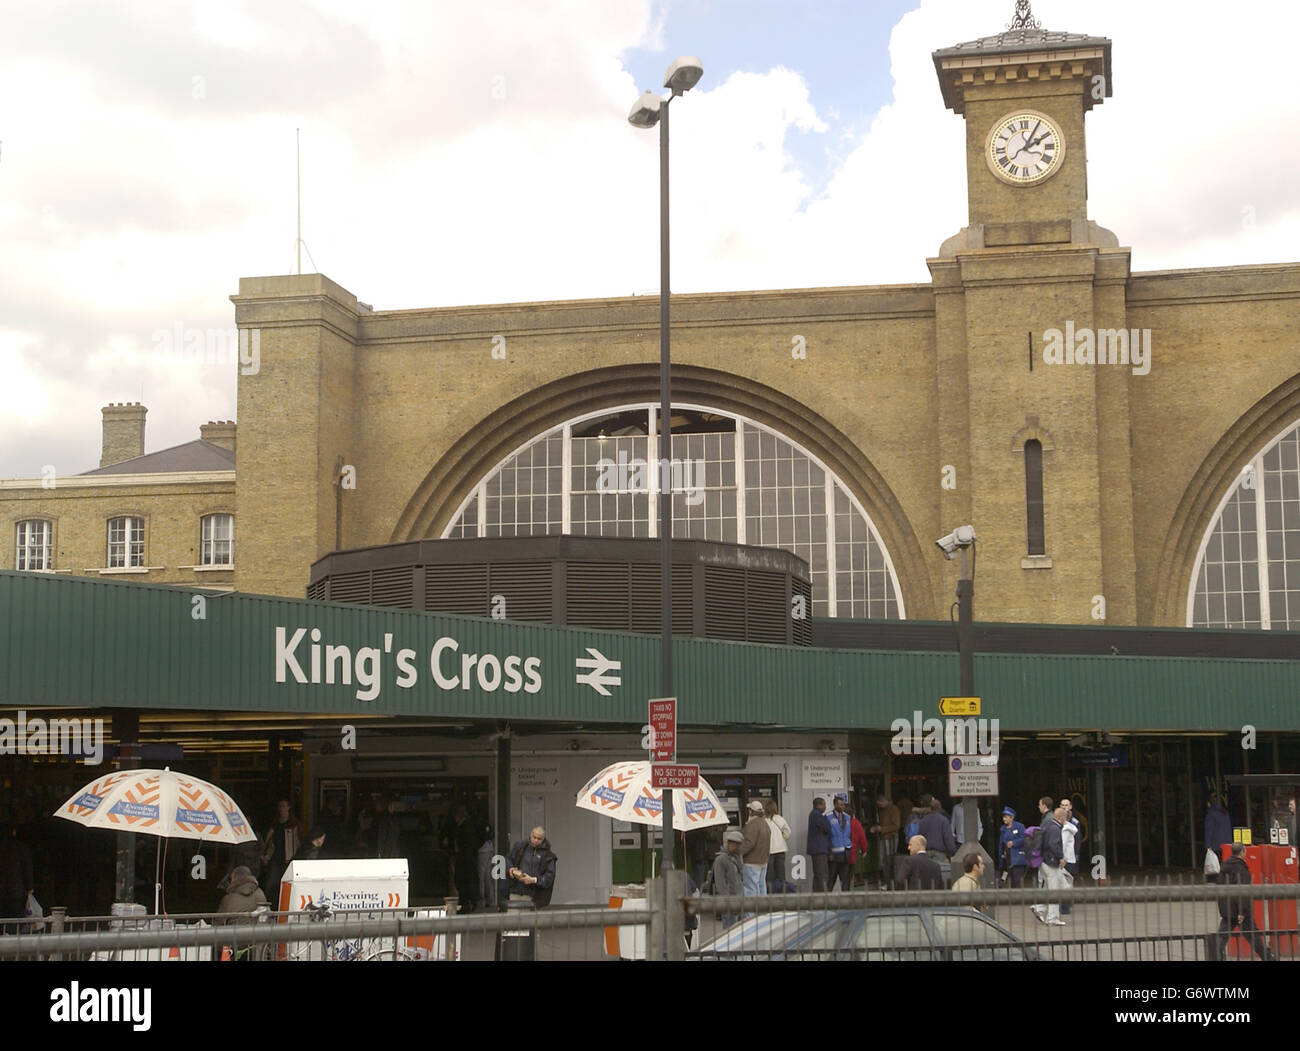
(648, 697), (676, 763)
(651, 763), (698, 789)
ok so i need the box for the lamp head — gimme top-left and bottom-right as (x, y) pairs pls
(663, 56), (703, 94)
(627, 90), (662, 128)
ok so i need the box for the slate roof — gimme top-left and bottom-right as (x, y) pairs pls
(81, 439), (235, 476)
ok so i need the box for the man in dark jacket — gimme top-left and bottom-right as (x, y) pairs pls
(1212, 843), (1275, 961)
(0, 824), (34, 933)
(1032, 807), (1068, 925)
(506, 826), (557, 908)
(918, 798), (956, 885)
(807, 797), (832, 892)
(894, 834), (943, 890)
(1204, 796), (1232, 858)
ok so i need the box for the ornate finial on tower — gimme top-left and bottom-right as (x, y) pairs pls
(1008, 0), (1041, 30)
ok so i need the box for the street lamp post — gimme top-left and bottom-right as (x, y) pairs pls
(937, 526), (989, 874)
(629, 56), (703, 885)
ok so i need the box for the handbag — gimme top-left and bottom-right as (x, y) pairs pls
(1204, 848), (1221, 876)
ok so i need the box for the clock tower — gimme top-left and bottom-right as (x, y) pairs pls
(927, 2), (1139, 627)
(932, 0), (1113, 246)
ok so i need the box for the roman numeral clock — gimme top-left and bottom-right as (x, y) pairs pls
(986, 110), (1064, 185)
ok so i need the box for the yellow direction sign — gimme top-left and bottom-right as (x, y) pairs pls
(939, 696), (981, 717)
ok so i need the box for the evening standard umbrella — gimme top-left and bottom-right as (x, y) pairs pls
(575, 761), (729, 830)
(54, 768), (258, 914)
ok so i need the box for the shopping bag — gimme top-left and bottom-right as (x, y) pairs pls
(1203, 848), (1220, 876)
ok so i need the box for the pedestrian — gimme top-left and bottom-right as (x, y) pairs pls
(826, 793), (854, 891)
(1032, 806), (1069, 926)
(740, 800), (771, 896)
(849, 808), (870, 887)
(376, 797), (401, 859)
(477, 822), (496, 909)
(951, 799), (984, 848)
(998, 806), (1028, 888)
(259, 799), (301, 897)
(709, 829), (746, 928)
(217, 865), (268, 919)
(951, 853), (985, 903)
(0, 823), (34, 935)
(1033, 795), (1055, 889)
(895, 793), (914, 850)
(685, 826), (712, 892)
(894, 834), (943, 890)
(295, 827), (326, 862)
(351, 807), (376, 857)
(870, 794), (900, 889)
(317, 796), (346, 858)
(1204, 794), (1231, 861)
(918, 797), (956, 885)
(807, 796), (832, 892)
(446, 805), (479, 912)
(506, 826), (557, 908)
(763, 799), (792, 893)
(1211, 843), (1275, 961)
(1060, 804), (1080, 916)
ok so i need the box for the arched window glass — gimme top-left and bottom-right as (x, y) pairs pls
(1189, 420), (1300, 629)
(444, 403), (903, 619)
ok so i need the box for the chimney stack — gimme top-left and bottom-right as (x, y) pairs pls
(100, 403), (147, 467)
(200, 420), (237, 454)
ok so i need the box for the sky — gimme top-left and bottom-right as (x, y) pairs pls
(1, 0), (1297, 477)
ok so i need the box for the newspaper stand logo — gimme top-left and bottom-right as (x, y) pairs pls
(583, 768), (636, 810)
(682, 789), (718, 823)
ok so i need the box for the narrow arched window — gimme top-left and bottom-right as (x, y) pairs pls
(1025, 440), (1045, 555)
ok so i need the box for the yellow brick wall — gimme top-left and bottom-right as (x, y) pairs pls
(0, 478), (235, 588)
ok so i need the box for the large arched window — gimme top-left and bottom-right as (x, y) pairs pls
(1189, 419), (1300, 629)
(444, 403), (903, 619)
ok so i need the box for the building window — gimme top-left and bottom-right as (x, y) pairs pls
(1190, 419), (1300, 629)
(445, 403), (904, 619)
(1025, 440), (1045, 556)
(107, 516), (145, 568)
(15, 519), (52, 571)
(201, 514), (234, 566)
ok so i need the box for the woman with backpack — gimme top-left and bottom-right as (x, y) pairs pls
(998, 806), (1028, 887)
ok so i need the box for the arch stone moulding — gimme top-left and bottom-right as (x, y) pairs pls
(391, 363), (936, 619)
(1150, 372), (1300, 626)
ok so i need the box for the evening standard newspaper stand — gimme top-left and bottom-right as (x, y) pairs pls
(279, 858), (459, 960)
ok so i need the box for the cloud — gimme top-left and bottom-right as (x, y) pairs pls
(0, 0), (1296, 476)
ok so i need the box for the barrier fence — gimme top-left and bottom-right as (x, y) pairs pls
(2, 879), (1297, 963)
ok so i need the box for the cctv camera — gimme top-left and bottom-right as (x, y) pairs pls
(935, 525), (976, 559)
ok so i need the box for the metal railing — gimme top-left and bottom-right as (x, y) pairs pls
(684, 882), (1300, 962)
(0, 904), (646, 962)
(4, 878), (1296, 963)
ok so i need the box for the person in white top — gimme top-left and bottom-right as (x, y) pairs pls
(1060, 799), (1079, 916)
(951, 800), (984, 846)
(764, 799), (792, 893)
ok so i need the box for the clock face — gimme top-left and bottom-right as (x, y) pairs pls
(985, 111), (1065, 186)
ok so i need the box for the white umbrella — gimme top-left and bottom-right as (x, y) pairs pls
(575, 761), (729, 829)
(54, 768), (258, 914)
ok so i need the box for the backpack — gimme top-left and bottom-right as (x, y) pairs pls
(905, 816), (921, 840)
(1023, 826), (1044, 868)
